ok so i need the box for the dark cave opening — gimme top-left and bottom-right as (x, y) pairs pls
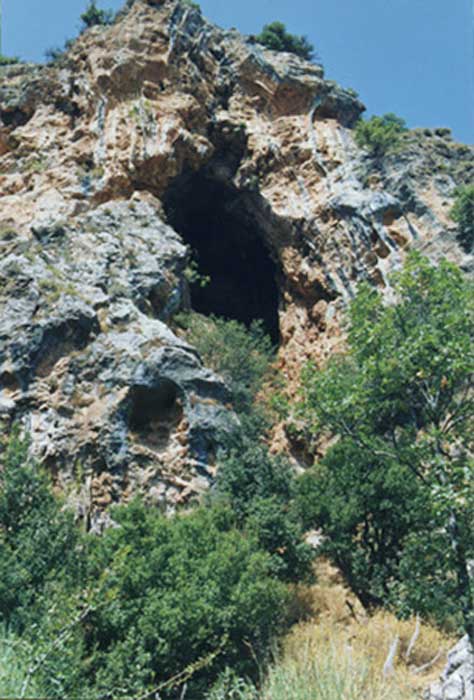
(128, 380), (184, 449)
(163, 173), (280, 344)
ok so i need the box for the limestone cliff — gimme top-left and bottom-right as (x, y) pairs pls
(1, 0), (473, 523)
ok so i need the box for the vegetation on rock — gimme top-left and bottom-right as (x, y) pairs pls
(451, 184), (474, 252)
(0, 55), (21, 66)
(0, 431), (291, 698)
(254, 22), (316, 62)
(80, 0), (114, 29)
(176, 313), (275, 413)
(354, 113), (408, 158)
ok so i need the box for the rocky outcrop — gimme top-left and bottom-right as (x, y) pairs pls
(1, 0), (473, 513)
(0, 193), (233, 525)
(428, 637), (474, 700)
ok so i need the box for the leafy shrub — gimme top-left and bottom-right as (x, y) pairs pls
(84, 502), (289, 698)
(354, 113), (408, 158)
(206, 668), (258, 699)
(216, 413), (313, 584)
(176, 313), (275, 412)
(0, 627), (40, 698)
(296, 440), (433, 610)
(181, 0), (201, 10)
(0, 430), (292, 698)
(255, 22), (316, 62)
(80, 0), (114, 29)
(297, 253), (474, 638)
(451, 184), (474, 251)
(0, 430), (83, 632)
(0, 55), (20, 66)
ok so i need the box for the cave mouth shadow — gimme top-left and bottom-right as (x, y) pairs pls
(163, 172), (280, 344)
(128, 379), (184, 450)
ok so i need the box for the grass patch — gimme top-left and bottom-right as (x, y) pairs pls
(267, 560), (453, 700)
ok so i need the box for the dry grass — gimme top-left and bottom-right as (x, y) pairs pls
(264, 560), (454, 700)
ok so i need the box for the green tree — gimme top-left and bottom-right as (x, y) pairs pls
(451, 184), (474, 252)
(255, 22), (316, 62)
(298, 253), (474, 641)
(80, 0), (113, 29)
(354, 113), (407, 159)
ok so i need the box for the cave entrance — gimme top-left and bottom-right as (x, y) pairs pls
(163, 173), (280, 344)
(128, 379), (184, 450)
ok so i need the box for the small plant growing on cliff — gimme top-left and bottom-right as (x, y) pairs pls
(354, 113), (408, 159)
(451, 184), (474, 252)
(0, 55), (20, 66)
(254, 22), (316, 62)
(176, 313), (274, 413)
(80, 0), (114, 29)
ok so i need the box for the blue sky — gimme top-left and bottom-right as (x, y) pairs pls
(3, 0), (474, 144)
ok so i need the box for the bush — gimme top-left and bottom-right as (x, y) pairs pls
(296, 440), (433, 610)
(0, 430), (83, 633)
(354, 113), (408, 159)
(176, 313), (275, 413)
(0, 55), (20, 66)
(84, 502), (289, 698)
(216, 413), (313, 584)
(451, 184), (474, 251)
(255, 22), (316, 62)
(80, 0), (114, 29)
(0, 430), (292, 698)
(44, 39), (75, 65)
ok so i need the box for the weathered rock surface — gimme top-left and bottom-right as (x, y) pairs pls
(428, 636), (474, 700)
(1, 0), (473, 513)
(0, 193), (233, 524)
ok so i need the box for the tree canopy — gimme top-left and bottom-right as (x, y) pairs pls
(298, 253), (474, 641)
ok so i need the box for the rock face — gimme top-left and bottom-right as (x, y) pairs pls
(1, 0), (473, 515)
(428, 637), (474, 700)
(0, 192), (233, 525)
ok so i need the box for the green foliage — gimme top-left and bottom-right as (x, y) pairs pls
(44, 39), (75, 64)
(206, 668), (258, 699)
(176, 313), (275, 413)
(80, 0), (114, 29)
(297, 442), (434, 610)
(216, 414), (313, 584)
(184, 257), (211, 288)
(0, 430), (83, 633)
(0, 627), (40, 698)
(84, 501), (288, 698)
(451, 184), (474, 252)
(0, 55), (21, 66)
(354, 113), (408, 159)
(255, 22), (316, 62)
(298, 253), (474, 635)
(0, 429), (292, 698)
(181, 0), (201, 10)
